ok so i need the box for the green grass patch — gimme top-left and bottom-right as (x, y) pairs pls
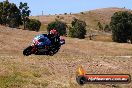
(0, 73), (27, 88)
(32, 68), (52, 77)
(40, 24), (48, 32)
(31, 80), (49, 87)
(18, 71), (34, 78)
(32, 72), (42, 78)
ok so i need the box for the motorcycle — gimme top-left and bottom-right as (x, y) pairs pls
(23, 36), (65, 56)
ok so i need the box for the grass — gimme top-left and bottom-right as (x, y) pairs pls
(0, 73), (27, 88)
(32, 72), (42, 78)
(0, 56), (131, 88)
(0, 58), (51, 88)
(93, 35), (112, 42)
(0, 25), (132, 88)
(40, 24), (48, 32)
(31, 80), (49, 88)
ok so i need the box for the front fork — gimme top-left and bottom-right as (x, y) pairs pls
(31, 44), (38, 54)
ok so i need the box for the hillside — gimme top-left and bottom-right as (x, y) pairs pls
(0, 25), (131, 88)
(30, 7), (132, 31)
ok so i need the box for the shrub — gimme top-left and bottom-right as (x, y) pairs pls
(64, 13), (67, 15)
(56, 15), (59, 18)
(80, 12), (84, 14)
(69, 18), (87, 39)
(97, 22), (103, 31)
(26, 19), (41, 32)
(47, 20), (67, 36)
(8, 18), (20, 28)
(110, 11), (132, 43)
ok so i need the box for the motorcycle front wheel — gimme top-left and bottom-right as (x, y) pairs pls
(23, 46), (33, 56)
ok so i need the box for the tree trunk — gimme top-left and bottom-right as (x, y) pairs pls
(23, 18), (26, 30)
(24, 21), (25, 30)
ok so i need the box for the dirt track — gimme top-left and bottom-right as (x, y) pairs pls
(0, 26), (131, 88)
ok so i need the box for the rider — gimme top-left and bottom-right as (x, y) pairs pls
(48, 29), (60, 47)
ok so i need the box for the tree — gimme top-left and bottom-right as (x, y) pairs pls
(69, 18), (87, 39)
(47, 20), (67, 36)
(0, 1), (21, 27)
(19, 2), (31, 29)
(7, 3), (22, 28)
(110, 11), (132, 43)
(25, 19), (41, 32)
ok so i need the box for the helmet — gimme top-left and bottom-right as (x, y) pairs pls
(50, 29), (57, 35)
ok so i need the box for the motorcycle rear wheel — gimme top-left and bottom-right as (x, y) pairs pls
(48, 50), (54, 56)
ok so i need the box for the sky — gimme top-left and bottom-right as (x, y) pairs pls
(0, 0), (132, 16)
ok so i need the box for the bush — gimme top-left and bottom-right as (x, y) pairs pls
(8, 18), (20, 28)
(69, 18), (87, 39)
(97, 22), (103, 31)
(110, 11), (132, 43)
(56, 15), (59, 18)
(47, 20), (67, 36)
(26, 19), (41, 31)
(80, 12), (84, 14)
(64, 13), (67, 15)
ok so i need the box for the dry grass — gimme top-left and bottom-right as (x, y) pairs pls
(0, 24), (132, 88)
(92, 35), (112, 42)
